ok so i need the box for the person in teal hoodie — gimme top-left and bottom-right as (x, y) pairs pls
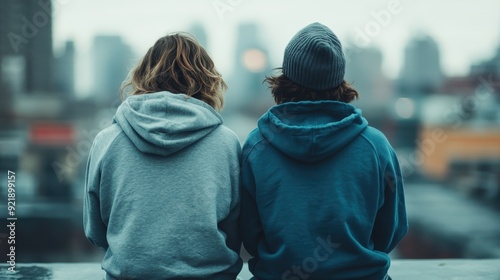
(240, 23), (408, 280)
(83, 33), (242, 280)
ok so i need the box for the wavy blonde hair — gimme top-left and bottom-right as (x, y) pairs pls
(121, 33), (226, 111)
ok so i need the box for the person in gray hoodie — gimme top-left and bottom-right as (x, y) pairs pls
(83, 33), (242, 280)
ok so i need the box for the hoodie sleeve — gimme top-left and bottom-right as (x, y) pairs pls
(371, 149), (408, 253)
(240, 153), (264, 257)
(217, 148), (243, 258)
(83, 142), (109, 249)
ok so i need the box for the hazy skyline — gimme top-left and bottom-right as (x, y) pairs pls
(50, 0), (500, 96)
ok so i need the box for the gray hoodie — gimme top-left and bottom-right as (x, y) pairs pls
(83, 91), (242, 280)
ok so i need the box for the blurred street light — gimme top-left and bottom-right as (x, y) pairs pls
(395, 97), (416, 119)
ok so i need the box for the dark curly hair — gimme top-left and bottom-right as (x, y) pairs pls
(264, 69), (359, 104)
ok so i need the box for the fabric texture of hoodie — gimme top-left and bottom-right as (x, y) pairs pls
(83, 91), (242, 280)
(240, 100), (408, 280)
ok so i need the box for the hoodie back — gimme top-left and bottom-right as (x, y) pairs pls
(84, 92), (242, 280)
(240, 101), (408, 280)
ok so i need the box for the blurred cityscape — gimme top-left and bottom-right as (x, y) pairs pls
(0, 0), (500, 262)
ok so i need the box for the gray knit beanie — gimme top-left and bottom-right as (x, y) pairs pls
(283, 22), (345, 90)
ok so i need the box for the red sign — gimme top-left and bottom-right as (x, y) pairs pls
(30, 123), (75, 145)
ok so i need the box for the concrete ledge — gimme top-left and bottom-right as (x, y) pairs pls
(388, 259), (500, 279)
(1, 259), (500, 279)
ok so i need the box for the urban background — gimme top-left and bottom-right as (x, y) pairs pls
(0, 0), (500, 262)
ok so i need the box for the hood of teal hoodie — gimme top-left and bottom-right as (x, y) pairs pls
(113, 91), (223, 156)
(258, 101), (368, 162)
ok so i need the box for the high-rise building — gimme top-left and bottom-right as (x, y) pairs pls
(393, 35), (444, 149)
(398, 35), (443, 93)
(54, 40), (75, 97)
(234, 23), (268, 73)
(92, 35), (134, 102)
(496, 46), (500, 78)
(227, 22), (272, 116)
(345, 46), (392, 114)
(0, 0), (53, 94)
(188, 22), (208, 50)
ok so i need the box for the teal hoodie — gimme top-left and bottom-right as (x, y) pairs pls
(84, 91), (242, 280)
(240, 101), (408, 280)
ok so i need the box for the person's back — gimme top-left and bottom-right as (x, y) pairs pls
(240, 23), (408, 280)
(84, 33), (242, 280)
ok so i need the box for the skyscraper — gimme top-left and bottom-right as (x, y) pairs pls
(55, 40), (75, 97)
(496, 46), (500, 78)
(0, 0), (53, 94)
(227, 22), (272, 116)
(234, 23), (268, 73)
(188, 22), (209, 50)
(92, 35), (134, 102)
(398, 34), (443, 93)
(344, 46), (391, 114)
(393, 35), (443, 149)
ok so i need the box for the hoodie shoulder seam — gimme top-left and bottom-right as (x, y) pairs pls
(95, 125), (126, 168)
(359, 131), (383, 173)
(242, 137), (267, 165)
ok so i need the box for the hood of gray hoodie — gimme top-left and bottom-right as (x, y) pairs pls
(113, 91), (223, 156)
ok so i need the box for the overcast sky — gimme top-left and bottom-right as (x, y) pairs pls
(51, 0), (500, 96)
